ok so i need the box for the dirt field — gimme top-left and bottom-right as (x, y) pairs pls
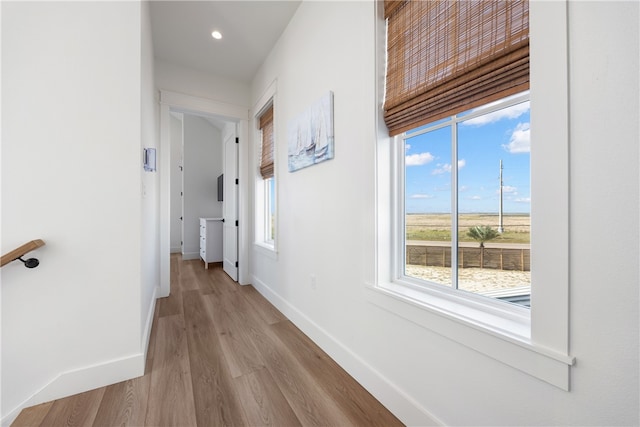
(406, 213), (530, 231)
(406, 213), (530, 243)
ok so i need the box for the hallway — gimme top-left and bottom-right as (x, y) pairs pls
(13, 255), (402, 426)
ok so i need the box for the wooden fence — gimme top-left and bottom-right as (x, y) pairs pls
(406, 245), (530, 271)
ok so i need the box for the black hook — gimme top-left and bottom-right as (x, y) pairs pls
(17, 257), (39, 268)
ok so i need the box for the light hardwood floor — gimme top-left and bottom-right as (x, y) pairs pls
(13, 255), (403, 426)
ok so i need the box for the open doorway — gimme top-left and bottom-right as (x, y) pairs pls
(159, 90), (249, 298)
(169, 112), (225, 258)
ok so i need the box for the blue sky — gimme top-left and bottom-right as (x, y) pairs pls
(405, 100), (531, 214)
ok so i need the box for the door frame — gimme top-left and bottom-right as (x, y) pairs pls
(159, 90), (249, 297)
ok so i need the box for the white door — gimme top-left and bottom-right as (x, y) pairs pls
(222, 127), (238, 281)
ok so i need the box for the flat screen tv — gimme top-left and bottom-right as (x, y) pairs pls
(217, 174), (224, 201)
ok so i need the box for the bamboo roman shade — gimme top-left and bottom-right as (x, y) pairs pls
(258, 106), (274, 179)
(384, 0), (529, 136)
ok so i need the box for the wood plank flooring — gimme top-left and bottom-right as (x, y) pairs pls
(13, 255), (403, 426)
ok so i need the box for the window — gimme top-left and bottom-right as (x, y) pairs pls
(369, 0), (573, 390)
(257, 103), (276, 248)
(402, 92), (531, 307)
(387, 0), (531, 306)
(265, 176), (276, 243)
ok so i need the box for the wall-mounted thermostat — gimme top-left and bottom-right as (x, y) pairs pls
(143, 148), (156, 172)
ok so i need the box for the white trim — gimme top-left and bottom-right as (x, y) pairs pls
(529, 0), (570, 354)
(142, 285), (158, 360)
(159, 101), (172, 298)
(250, 275), (443, 427)
(365, 284), (574, 390)
(253, 79), (278, 118)
(160, 90), (248, 121)
(254, 242), (278, 259)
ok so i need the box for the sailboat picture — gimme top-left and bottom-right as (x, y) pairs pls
(287, 91), (334, 172)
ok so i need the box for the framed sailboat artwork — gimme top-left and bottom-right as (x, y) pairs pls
(287, 91), (334, 172)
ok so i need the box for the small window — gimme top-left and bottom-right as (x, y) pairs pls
(265, 177), (276, 244)
(257, 104), (276, 249)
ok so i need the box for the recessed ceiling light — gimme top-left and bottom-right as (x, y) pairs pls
(211, 30), (222, 40)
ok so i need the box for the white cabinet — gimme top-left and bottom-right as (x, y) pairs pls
(199, 217), (223, 269)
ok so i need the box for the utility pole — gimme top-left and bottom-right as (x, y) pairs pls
(498, 159), (504, 233)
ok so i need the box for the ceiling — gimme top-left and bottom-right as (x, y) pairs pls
(149, 1), (302, 84)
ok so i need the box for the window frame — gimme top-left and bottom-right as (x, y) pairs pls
(253, 80), (278, 254)
(398, 91), (531, 297)
(367, 0), (574, 390)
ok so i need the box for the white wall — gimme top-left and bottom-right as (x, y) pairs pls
(140, 0), (160, 350)
(170, 114), (184, 253)
(182, 115), (223, 259)
(1, 1), (157, 422)
(155, 59), (250, 109)
(249, 1), (639, 426)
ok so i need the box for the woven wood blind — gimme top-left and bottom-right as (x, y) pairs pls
(259, 106), (274, 179)
(384, 0), (529, 136)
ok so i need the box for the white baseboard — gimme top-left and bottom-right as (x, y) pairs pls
(249, 275), (443, 427)
(2, 286), (160, 427)
(1, 353), (144, 427)
(142, 285), (159, 360)
(170, 247), (181, 253)
(181, 251), (199, 260)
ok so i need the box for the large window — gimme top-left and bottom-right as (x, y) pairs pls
(386, 0), (531, 307)
(402, 92), (531, 307)
(369, 0), (573, 390)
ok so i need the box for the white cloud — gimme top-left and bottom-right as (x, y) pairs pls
(432, 159), (465, 175)
(410, 194), (434, 199)
(432, 164), (450, 175)
(406, 152), (434, 166)
(515, 197), (531, 203)
(498, 185), (518, 195)
(459, 185), (469, 192)
(503, 122), (530, 153)
(469, 195), (482, 200)
(405, 144), (411, 151)
(462, 101), (530, 126)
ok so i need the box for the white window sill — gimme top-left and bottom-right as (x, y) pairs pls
(364, 281), (575, 390)
(254, 242), (278, 259)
